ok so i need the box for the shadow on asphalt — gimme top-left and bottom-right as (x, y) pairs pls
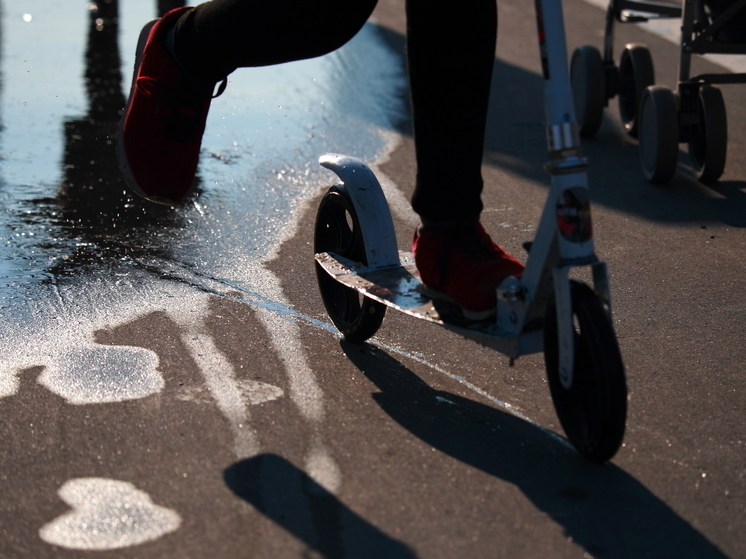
(338, 340), (728, 559)
(224, 454), (417, 559)
(373, 24), (746, 229)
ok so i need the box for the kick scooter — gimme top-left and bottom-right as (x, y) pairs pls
(314, 0), (628, 463)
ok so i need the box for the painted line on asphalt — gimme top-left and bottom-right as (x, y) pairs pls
(39, 478), (181, 551)
(205, 276), (572, 451)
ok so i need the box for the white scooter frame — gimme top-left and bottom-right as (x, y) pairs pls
(314, 0), (627, 463)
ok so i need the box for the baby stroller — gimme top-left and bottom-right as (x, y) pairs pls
(570, 0), (746, 183)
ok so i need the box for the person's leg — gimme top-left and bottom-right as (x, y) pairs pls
(407, 0), (524, 320)
(118, 0), (377, 204)
(172, 0), (378, 82)
(407, 0), (496, 223)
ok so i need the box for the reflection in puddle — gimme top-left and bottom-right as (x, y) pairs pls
(0, 0), (406, 300)
(0, 0), (406, 368)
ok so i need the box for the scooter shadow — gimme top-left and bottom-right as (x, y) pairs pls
(339, 341), (728, 559)
(224, 454), (417, 559)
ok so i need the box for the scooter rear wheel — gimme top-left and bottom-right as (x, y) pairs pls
(314, 185), (386, 343)
(544, 281), (627, 463)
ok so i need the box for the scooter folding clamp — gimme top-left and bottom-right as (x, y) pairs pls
(496, 276), (529, 336)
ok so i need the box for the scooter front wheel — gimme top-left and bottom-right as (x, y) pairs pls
(314, 185), (386, 343)
(544, 281), (627, 463)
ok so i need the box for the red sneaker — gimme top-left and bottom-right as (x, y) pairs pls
(413, 221), (525, 320)
(117, 8), (225, 205)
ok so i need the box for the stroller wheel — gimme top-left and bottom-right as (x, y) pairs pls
(688, 84), (727, 183)
(570, 45), (606, 137)
(618, 44), (655, 138)
(638, 86), (679, 184)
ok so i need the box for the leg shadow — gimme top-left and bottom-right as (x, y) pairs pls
(341, 341), (728, 559)
(225, 454), (417, 559)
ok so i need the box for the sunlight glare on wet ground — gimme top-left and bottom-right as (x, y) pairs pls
(0, 0), (406, 297)
(0, 0), (407, 392)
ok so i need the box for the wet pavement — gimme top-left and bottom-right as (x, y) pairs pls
(0, 0), (404, 396)
(0, 0), (402, 293)
(1, 0), (745, 557)
(1, 0), (408, 554)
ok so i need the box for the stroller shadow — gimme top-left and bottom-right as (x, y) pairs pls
(338, 341), (728, 559)
(225, 454), (417, 559)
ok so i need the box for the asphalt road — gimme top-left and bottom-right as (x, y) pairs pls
(0, 0), (744, 557)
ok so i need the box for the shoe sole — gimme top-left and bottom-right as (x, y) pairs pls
(418, 284), (495, 322)
(116, 19), (181, 206)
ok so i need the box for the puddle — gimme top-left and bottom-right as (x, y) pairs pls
(0, 0), (407, 349)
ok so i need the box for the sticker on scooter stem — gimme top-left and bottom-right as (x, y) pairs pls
(557, 187), (593, 243)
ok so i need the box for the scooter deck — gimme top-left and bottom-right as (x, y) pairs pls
(316, 251), (543, 358)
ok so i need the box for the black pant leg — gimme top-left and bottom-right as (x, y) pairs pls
(171, 0), (498, 224)
(408, 0), (497, 222)
(173, 0), (378, 81)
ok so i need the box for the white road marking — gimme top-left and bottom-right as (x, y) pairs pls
(0, 371), (19, 399)
(175, 379), (284, 405)
(220, 280), (571, 449)
(39, 478), (181, 550)
(170, 298), (262, 458)
(37, 345), (162, 405)
(245, 264), (342, 493)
